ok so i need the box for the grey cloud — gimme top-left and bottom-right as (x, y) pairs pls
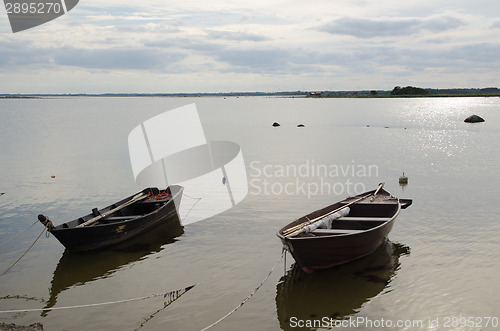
(424, 16), (463, 32)
(445, 42), (500, 63)
(194, 40), (500, 75)
(0, 41), (186, 71)
(54, 48), (173, 70)
(319, 18), (421, 38)
(144, 38), (224, 52)
(206, 30), (270, 42)
(0, 40), (52, 67)
(268, 42), (500, 75)
(491, 20), (500, 28)
(319, 15), (464, 38)
(2, 28), (498, 80)
(212, 46), (381, 74)
(215, 48), (290, 72)
(342, 42), (500, 73)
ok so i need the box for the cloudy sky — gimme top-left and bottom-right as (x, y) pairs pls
(1, 0), (500, 93)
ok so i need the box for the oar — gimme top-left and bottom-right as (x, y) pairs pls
(76, 192), (148, 228)
(284, 183), (384, 237)
(370, 182), (384, 201)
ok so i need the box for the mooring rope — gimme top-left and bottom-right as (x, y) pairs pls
(0, 226), (47, 277)
(0, 220), (39, 248)
(133, 285), (195, 331)
(200, 251), (284, 331)
(180, 193), (202, 222)
(1, 248), (284, 329)
(0, 284), (196, 314)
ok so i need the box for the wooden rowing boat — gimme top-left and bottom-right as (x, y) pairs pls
(276, 184), (411, 273)
(38, 186), (183, 253)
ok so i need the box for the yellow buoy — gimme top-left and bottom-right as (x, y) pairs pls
(399, 173), (408, 185)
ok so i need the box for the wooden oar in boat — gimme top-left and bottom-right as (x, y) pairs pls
(284, 183), (384, 238)
(370, 182), (384, 201)
(76, 192), (149, 228)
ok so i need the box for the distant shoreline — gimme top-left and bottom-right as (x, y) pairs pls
(2, 88), (500, 99)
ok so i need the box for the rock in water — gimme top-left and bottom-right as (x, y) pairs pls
(272, 122), (280, 127)
(464, 114), (485, 123)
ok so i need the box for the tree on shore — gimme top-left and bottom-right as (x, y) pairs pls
(390, 86), (428, 96)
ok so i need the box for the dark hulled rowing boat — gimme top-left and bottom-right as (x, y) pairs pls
(38, 186), (183, 253)
(277, 184), (411, 273)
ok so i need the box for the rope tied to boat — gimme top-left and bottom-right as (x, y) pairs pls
(0, 220), (39, 248)
(200, 250), (284, 331)
(0, 222), (50, 278)
(37, 215), (53, 232)
(0, 284), (197, 314)
(1, 244), (284, 329)
(179, 192), (202, 222)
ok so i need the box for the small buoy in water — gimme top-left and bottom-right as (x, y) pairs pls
(399, 173), (408, 185)
(51, 175), (56, 178)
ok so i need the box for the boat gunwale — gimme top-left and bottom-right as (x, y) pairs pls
(52, 186), (183, 231)
(288, 202), (401, 240)
(276, 189), (402, 241)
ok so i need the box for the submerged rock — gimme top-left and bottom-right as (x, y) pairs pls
(464, 114), (485, 123)
(272, 122), (280, 127)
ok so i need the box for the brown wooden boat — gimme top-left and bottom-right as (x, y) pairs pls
(38, 186), (183, 253)
(277, 183), (411, 273)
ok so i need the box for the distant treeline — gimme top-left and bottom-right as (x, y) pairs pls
(307, 86), (500, 97)
(0, 91), (305, 98)
(426, 87), (500, 95)
(2, 87), (500, 98)
(390, 86), (428, 95)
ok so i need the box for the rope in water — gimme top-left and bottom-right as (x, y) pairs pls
(200, 251), (284, 331)
(0, 225), (48, 277)
(0, 220), (39, 248)
(180, 193), (202, 222)
(0, 284), (196, 314)
(1, 248), (284, 330)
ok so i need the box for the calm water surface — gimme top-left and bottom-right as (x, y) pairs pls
(0, 96), (499, 330)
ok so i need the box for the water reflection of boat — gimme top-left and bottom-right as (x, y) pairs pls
(42, 219), (184, 315)
(275, 240), (410, 330)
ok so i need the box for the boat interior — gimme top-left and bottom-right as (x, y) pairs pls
(299, 201), (399, 237)
(60, 188), (173, 229)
